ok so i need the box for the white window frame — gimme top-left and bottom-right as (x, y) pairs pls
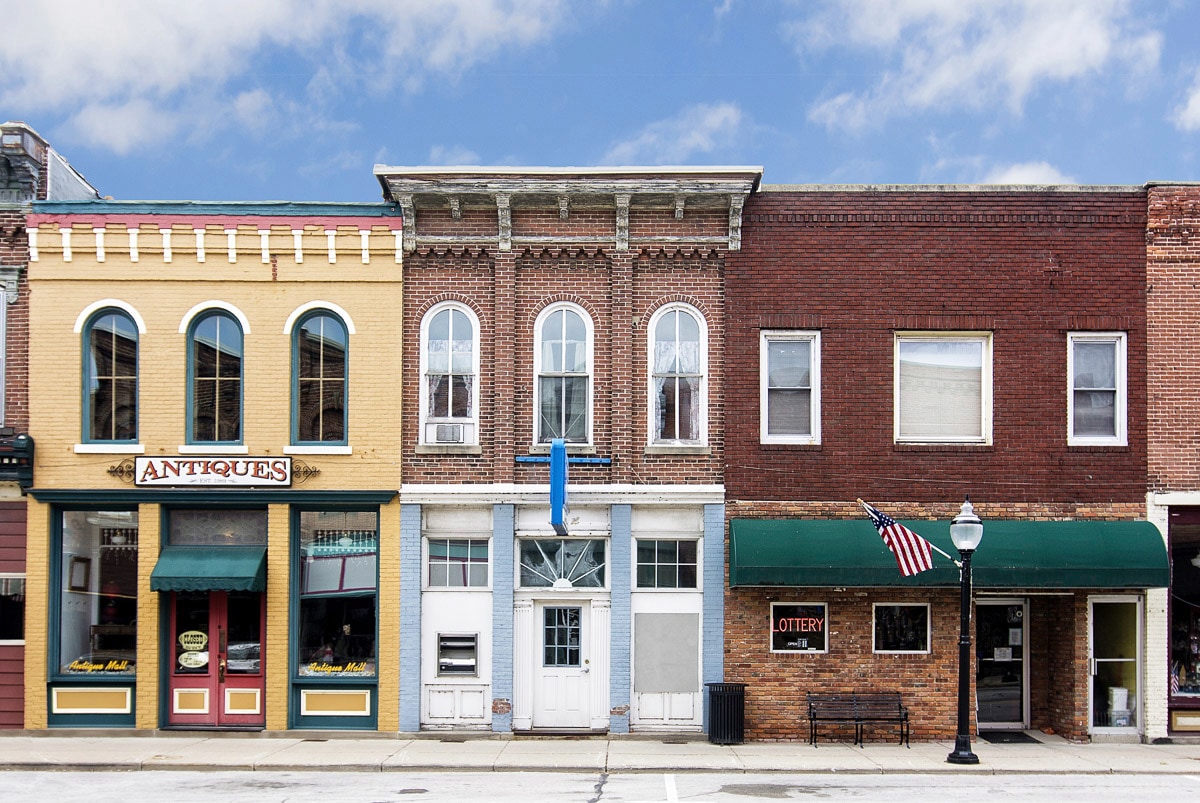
(423, 536), (491, 590)
(418, 302), (481, 447)
(532, 302), (593, 446)
(872, 602), (931, 655)
(894, 332), (992, 445)
(633, 537), (702, 591)
(647, 303), (707, 446)
(759, 329), (820, 444)
(1067, 332), (1127, 446)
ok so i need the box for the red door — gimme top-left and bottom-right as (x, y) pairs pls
(167, 591), (265, 727)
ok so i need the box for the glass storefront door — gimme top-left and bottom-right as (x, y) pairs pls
(975, 600), (1028, 728)
(167, 590), (265, 727)
(1090, 596), (1141, 732)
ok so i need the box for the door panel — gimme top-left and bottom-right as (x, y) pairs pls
(533, 605), (591, 729)
(167, 591), (264, 727)
(1090, 598), (1140, 731)
(976, 601), (1026, 728)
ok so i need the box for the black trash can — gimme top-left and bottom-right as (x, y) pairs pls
(706, 682), (747, 744)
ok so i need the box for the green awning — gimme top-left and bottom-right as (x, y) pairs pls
(729, 518), (1169, 589)
(150, 546), (267, 592)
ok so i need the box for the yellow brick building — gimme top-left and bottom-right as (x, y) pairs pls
(24, 201), (403, 730)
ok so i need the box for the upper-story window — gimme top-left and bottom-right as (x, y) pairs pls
(420, 303), (479, 446)
(188, 310), (243, 444)
(293, 311), (348, 444)
(895, 332), (992, 444)
(1068, 332), (1127, 445)
(649, 304), (706, 445)
(535, 303), (591, 444)
(760, 330), (820, 444)
(83, 309), (138, 442)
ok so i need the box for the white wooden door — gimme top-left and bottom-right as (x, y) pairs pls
(533, 604), (591, 729)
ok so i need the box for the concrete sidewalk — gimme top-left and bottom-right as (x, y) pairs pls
(0, 731), (1199, 774)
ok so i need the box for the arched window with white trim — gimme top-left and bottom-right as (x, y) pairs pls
(188, 310), (243, 444)
(83, 308), (139, 442)
(648, 303), (706, 445)
(420, 303), (479, 446)
(293, 310), (348, 444)
(535, 303), (592, 444)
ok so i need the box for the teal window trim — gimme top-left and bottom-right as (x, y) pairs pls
(186, 310), (244, 445)
(81, 308), (139, 444)
(288, 506), (381, 686)
(291, 310), (349, 446)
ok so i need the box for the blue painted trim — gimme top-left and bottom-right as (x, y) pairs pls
(550, 440), (568, 535)
(609, 504), (632, 734)
(514, 456), (612, 465)
(491, 504), (515, 733)
(399, 504), (423, 732)
(33, 200), (402, 216)
(701, 503), (726, 735)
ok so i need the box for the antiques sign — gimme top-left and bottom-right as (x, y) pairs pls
(134, 456), (292, 487)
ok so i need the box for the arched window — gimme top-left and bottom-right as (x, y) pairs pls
(420, 303), (479, 445)
(293, 311), (348, 444)
(649, 304), (705, 444)
(188, 310), (243, 444)
(83, 309), (138, 442)
(535, 304), (591, 444)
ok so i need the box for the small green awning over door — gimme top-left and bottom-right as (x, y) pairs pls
(149, 546), (267, 592)
(729, 518), (1169, 589)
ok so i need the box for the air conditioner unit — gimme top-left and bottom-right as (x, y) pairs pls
(434, 423), (464, 444)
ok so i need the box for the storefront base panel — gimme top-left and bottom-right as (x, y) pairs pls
(291, 685), (377, 730)
(47, 684), (136, 728)
(1171, 709), (1200, 732)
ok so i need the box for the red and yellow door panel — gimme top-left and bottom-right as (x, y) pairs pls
(167, 591), (264, 727)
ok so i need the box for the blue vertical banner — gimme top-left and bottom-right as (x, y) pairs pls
(550, 438), (568, 535)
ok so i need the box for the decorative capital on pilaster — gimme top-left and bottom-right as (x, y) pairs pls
(0, 265), (19, 304)
(448, 196), (462, 219)
(615, 193), (631, 251)
(397, 194), (417, 252)
(558, 195), (570, 219)
(728, 194), (746, 251)
(674, 195), (686, 220)
(495, 193), (512, 251)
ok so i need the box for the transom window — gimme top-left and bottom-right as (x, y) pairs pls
(427, 538), (489, 587)
(188, 310), (243, 444)
(1068, 332), (1127, 445)
(536, 304), (591, 443)
(895, 333), (991, 444)
(84, 309), (138, 442)
(519, 538), (605, 588)
(650, 304), (706, 444)
(421, 304), (479, 446)
(760, 330), (819, 444)
(293, 312), (347, 444)
(636, 539), (698, 589)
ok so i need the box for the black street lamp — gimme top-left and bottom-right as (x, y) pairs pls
(947, 497), (983, 765)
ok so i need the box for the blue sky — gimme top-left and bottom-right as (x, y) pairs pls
(4, 0), (1200, 202)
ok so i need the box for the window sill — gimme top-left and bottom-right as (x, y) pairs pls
(644, 445), (710, 456)
(1067, 442), (1129, 450)
(759, 442), (822, 451)
(527, 444), (595, 455)
(894, 443), (992, 452)
(416, 444), (483, 455)
(285, 445), (353, 455)
(177, 444), (250, 455)
(74, 443), (144, 454)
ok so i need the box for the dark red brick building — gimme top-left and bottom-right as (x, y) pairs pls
(724, 186), (1167, 742)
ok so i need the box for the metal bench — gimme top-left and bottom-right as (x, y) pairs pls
(806, 691), (910, 747)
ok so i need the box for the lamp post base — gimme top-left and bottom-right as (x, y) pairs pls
(946, 735), (979, 765)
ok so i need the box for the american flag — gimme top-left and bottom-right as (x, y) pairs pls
(860, 500), (934, 577)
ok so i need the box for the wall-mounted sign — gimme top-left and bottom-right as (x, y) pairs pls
(135, 456), (291, 487)
(770, 602), (829, 653)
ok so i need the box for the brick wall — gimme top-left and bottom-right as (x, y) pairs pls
(1147, 185), (1200, 492)
(0, 209), (30, 433)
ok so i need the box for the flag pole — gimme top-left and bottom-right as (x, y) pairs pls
(857, 498), (961, 567)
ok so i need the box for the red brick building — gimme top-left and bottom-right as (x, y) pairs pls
(378, 167), (759, 733)
(724, 186), (1166, 742)
(0, 122), (97, 727)
(1146, 182), (1200, 738)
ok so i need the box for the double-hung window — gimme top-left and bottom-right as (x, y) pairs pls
(293, 311), (347, 444)
(760, 330), (819, 444)
(536, 304), (591, 444)
(650, 304), (706, 444)
(1068, 332), (1126, 445)
(895, 332), (992, 444)
(83, 309), (139, 443)
(421, 304), (479, 446)
(188, 310), (243, 444)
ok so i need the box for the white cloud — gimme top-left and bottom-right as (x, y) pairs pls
(1171, 68), (1200, 132)
(980, 161), (1077, 185)
(58, 99), (182, 156)
(0, 0), (568, 151)
(794, 0), (1162, 132)
(429, 145), (482, 165)
(601, 103), (744, 165)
